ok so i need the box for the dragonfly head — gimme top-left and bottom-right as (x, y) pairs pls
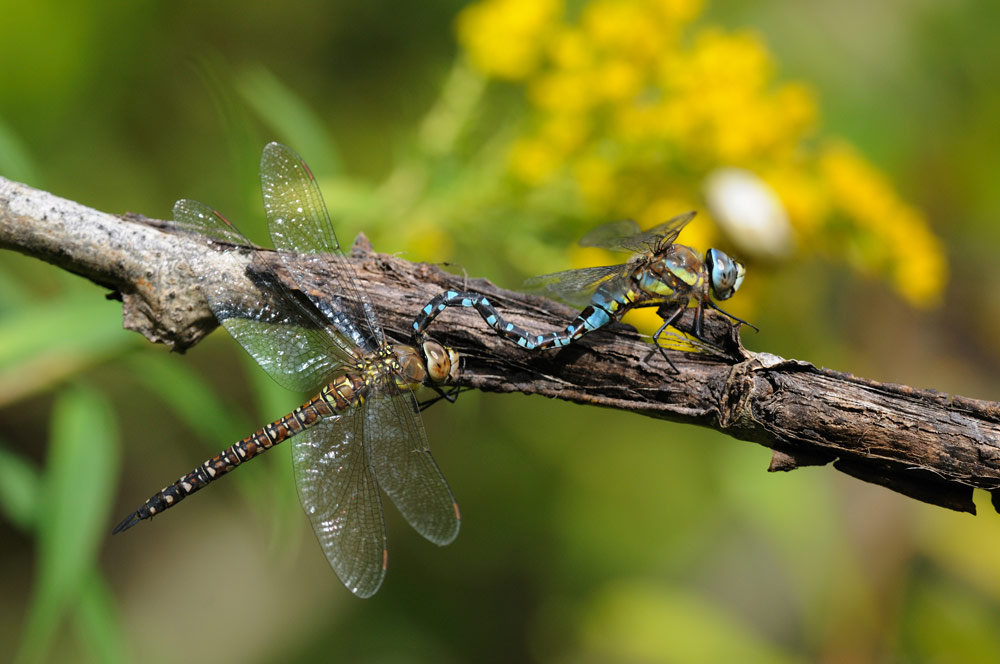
(706, 248), (746, 301)
(420, 340), (460, 385)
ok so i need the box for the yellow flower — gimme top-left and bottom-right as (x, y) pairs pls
(762, 165), (828, 236)
(404, 223), (456, 263)
(456, 0), (562, 80)
(888, 208), (947, 307)
(549, 27), (592, 71)
(675, 28), (773, 95)
(819, 142), (946, 306)
(594, 59), (643, 103)
(509, 135), (562, 185)
(456, 0), (947, 308)
(649, 0), (703, 26)
(572, 153), (616, 207)
(582, 0), (663, 62)
(529, 70), (597, 113)
(538, 114), (590, 152)
(773, 82), (818, 141)
(613, 102), (671, 143)
(639, 197), (713, 250)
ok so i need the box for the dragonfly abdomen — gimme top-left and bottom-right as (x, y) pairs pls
(411, 290), (614, 350)
(112, 373), (365, 534)
(410, 212), (750, 367)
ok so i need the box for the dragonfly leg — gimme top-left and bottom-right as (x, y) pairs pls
(693, 299), (706, 341)
(648, 304), (685, 374)
(418, 385), (466, 412)
(708, 301), (759, 332)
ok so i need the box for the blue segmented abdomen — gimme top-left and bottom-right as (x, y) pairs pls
(411, 290), (616, 351)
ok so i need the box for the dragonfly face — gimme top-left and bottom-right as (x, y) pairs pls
(706, 248), (746, 301)
(421, 340), (460, 384)
(394, 340), (459, 386)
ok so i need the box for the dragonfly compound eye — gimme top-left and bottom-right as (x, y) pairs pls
(421, 340), (458, 384)
(706, 248), (746, 301)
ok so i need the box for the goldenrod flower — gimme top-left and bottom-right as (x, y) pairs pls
(819, 142), (946, 306)
(456, 0), (562, 80)
(454, 0), (947, 306)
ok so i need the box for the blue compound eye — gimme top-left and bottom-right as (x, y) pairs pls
(706, 248), (746, 300)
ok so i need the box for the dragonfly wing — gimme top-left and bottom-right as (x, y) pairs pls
(578, 219), (643, 251)
(628, 210), (697, 249)
(259, 142), (382, 353)
(291, 409), (388, 598)
(524, 264), (630, 308)
(653, 327), (729, 357)
(578, 211), (697, 253)
(174, 198), (355, 392)
(366, 385), (460, 546)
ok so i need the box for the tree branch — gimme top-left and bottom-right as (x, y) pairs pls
(4, 175), (1000, 514)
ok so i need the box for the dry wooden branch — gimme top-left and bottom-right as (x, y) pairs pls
(3, 174), (1000, 514)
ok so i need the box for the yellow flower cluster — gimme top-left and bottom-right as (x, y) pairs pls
(455, 0), (947, 306)
(819, 142), (946, 306)
(456, 0), (561, 80)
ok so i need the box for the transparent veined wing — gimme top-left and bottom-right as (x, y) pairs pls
(260, 142), (382, 353)
(651, 326), (731, 358)
(291, 409), (388, 598)
(524, 263), (631, 308)
(365, 388), (460, 546)
(577, 219), (642, 251)
(174, 198), (356, 392)
(624, 210), (698, 250)
(579, 211), (697, 253)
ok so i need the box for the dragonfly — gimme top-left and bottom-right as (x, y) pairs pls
(113, 142), (461, 598)
(410, 211), (751, 370)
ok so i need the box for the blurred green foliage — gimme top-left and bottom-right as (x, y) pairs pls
(1, 1), (1000, 663)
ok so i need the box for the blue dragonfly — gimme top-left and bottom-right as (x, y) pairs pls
(411, 211), (751, 370)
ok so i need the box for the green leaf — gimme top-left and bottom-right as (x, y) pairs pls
(900, 567), (1000, 662)
(17, 383), (120, 664)
(0, 260), (32, 312)
(236, 65), (342, 177)
(0, 442), (39, 530)
(123, 350), (261, 506)
(0, 296), (132, 406)
(0, 431), (129, 663)
(124, 350), (251, 448)
(73, 570), (130, 664)
(576, 583), (800, 664)
(0, 114), (40, 184)
(243, 350), (304, 558)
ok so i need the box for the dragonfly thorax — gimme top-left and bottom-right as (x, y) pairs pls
(636, 244), (706, 298)
(324, 373), (367, 410)
(355, 346), (403, 386)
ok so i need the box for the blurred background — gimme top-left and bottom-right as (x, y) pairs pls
(2, 0), (1000, 661)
